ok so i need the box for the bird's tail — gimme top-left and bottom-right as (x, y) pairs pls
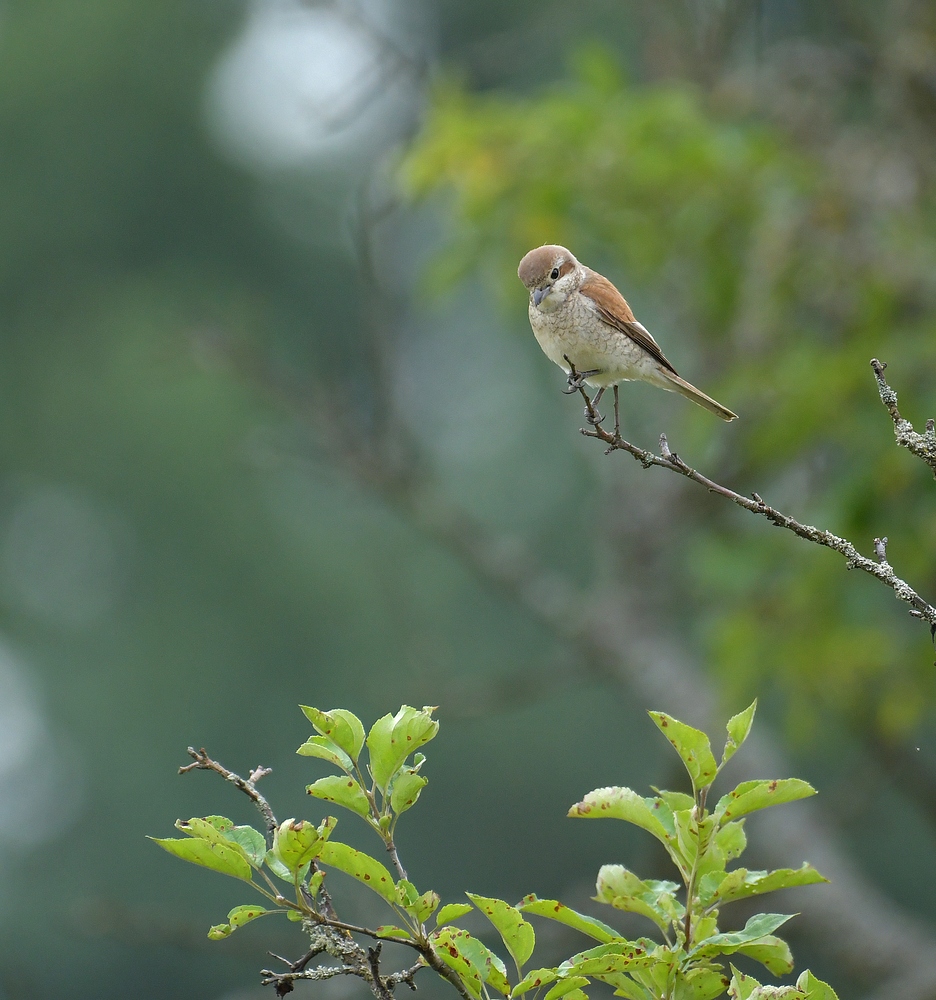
(660, 371), (738, 421)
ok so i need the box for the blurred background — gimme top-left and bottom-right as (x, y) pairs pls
(2, 1), (936, 997)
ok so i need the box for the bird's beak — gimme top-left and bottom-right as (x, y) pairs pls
(532, 286), (549, 307)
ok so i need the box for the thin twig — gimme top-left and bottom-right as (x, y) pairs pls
(368, 944), (396, 1000)
(386, 840), (408, 881)
(261, 960), (425, 999)
(871, 359), (936, 479)
(563, 360), (936, 632)
(261, 961), (360, 997)
(179, 748), (277, 842)
(309, 912), (417, 949)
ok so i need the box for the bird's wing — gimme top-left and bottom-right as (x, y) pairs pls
(578, 271), (679, 376)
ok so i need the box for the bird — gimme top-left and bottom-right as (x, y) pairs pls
(518, 244), (738, 423)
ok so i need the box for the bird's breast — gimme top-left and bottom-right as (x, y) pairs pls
(528, 295), (650, 386)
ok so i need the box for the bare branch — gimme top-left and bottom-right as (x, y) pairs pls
(261, 960), (360, 997)
(179, 747), (277, 842)
(386, 840), (408, 882)
(871, 359), (936, 478)
(563, 359), (936, 632)
(307, 912), (416, 949)
(261, 958), (425, 999)
(367, 944), (397, 1000)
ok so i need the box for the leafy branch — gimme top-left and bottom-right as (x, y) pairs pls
(152, 702), (839, 1000)
(563, 357), (936, 634)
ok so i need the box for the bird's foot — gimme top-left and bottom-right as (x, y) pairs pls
(584, 386), (606, 424)
(562, 360), (602, 394)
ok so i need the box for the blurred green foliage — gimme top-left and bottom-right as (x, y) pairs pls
(403, 45), (936, 742)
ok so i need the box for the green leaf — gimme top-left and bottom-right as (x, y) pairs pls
(736, 937), (795, 977)
(715, 780), (816, 823)
(300, 706), (365, 763)
(272, 816), (335, 873)
(150, 836), (253, 881)
(397, 880), (420, 907)
(674, 967), (731, 1000)
(174, 817), (266, 870)
(648, 712), (718, 790)
(629, 952), (678, 1000)
(722, 701), (757, 767)
(706, 865), (827, 906)
(692, 915), (719, 942)
(484, 945), (512, 995)
(698, 870), (727, 907)
(432, 926), (484, 999)
(795, 970), (840, 1000)
(651, 789), (695, 812)
(606, 978), (652, 1000)
(673, 810), (714, 871)
(413, 889), (441, 923)
(544, 977), (589, 1000)
(390, 767), (429, 814)
(398, 882), (440, 923)
(512, 969), (558, 997)
(224, 825), (267, 868)
(198, 815), (235, 834)
(702, 912), (793, 944)
(518, 895), (620, 944)
(727, 966), (762, 1000)
(367, 706), (439, 792)
(208, 923), (233, 940)
(228, 904), (268, 928)
(264, 850), (310, 884)
(287, 909), (303, 922)
(308, 869), (324, 895)
(176, 816), (238, 846)
(445, 930), (512, 997)
(318, 840), (397, 904)
(729, 965), (805, 1000)
(568, 787), (680, 869)
(467, 893), (535, 969)
(594, 865), (649, 900)
(377, 925), (414, 940)
(560, 941), (655, 978)
(306, 775), (371, 818)
(692, 913), (795, 974)
(714, 821), (747, 863)
(329, 710), (367, 762)
(296, 735), (354, 772)
(594, 866), (683, 932)
(437, 902), (474, 926)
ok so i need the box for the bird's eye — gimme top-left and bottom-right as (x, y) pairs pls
(550, 267), (560, 280)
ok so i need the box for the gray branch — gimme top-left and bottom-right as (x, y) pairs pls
(566, 359), (936, 632)
(871, 359), (936, 479)
(179, 747), (277, 843)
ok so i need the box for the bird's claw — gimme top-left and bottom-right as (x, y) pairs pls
(563, 368), (601, 393)
(585, 408), (604, 426)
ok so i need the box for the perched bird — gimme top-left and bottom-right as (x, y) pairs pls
(518, 244), (737, 422)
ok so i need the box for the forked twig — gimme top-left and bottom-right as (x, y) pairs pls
(179, 747), (277, 841)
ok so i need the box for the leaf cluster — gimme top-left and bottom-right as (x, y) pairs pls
(151, 700), (837, 1000)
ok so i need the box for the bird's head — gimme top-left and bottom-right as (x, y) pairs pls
(518, 245), (581, 313)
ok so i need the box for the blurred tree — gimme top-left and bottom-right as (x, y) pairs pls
(403, 20), (936, 789)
